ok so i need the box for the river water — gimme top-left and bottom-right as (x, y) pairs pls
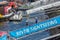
(0, 13), (50, 40)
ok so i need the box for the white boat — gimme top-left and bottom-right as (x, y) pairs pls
(10, 11), (22, 21)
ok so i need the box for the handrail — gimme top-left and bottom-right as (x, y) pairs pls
(41, 32), (60, 40)
(26, 1), (60, 14)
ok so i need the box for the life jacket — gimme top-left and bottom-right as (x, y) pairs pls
(4, 2), (17, 14)
(4, 6), (11, 14)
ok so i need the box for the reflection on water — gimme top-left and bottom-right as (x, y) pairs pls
(0, 22), (7, 27)
(0, 22), (4, 26)
(0, 17), (27, 31)
(0, 15), (49, 31)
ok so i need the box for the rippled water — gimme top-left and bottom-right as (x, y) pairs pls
(0, 14), (50, 40)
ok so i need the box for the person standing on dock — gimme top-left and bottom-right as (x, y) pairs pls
(35, 17), (38, 24)
(26, 20), (28, 26)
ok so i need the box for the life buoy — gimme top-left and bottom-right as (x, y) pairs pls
(0, 14), (3, 18)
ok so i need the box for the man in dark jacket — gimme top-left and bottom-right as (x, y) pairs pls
(28, 0), (35, 2)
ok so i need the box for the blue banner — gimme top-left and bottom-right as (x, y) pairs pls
(9, 16), (60, 38)
(0, 35), (7, 40)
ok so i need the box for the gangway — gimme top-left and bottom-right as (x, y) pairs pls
(29, 0), (59, 8)
(26, 1), (60, 14)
